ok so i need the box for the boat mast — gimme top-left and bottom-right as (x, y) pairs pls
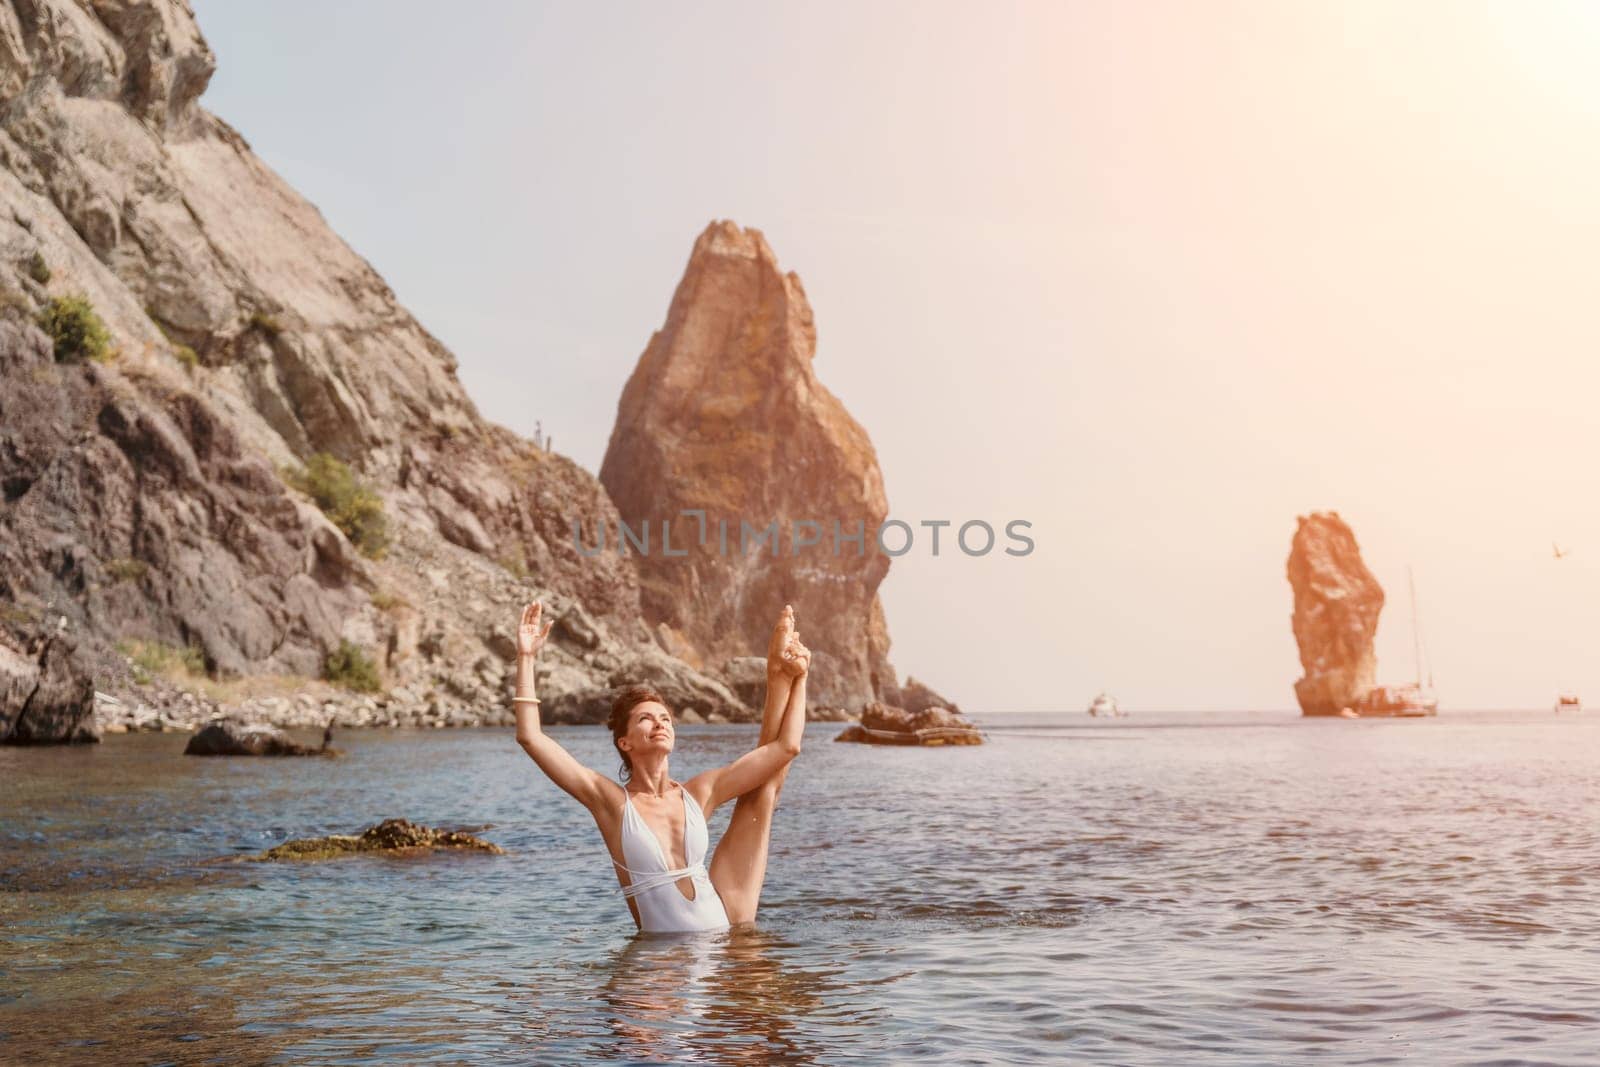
(1408, 565), (1423, 688)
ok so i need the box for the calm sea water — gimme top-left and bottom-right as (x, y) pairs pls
(3, 711), (1599, 1065)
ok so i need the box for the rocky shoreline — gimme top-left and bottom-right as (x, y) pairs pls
(92, 676), (860, 736)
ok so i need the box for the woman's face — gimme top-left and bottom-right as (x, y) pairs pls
(619, 701), (675, 761)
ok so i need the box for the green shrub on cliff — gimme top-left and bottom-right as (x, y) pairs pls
(104, 557), (149, 583)
(37, 294), (110, 364)
(371, 589), (411, 613)
(119, 639), (207, 685)
(27, 251), (50, 284)
(289, 453), (390, 559)
(324, 641), (380, 693)
(247, 310), (283, 337)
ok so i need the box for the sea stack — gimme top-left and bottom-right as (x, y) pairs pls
(1286, 512), (1384, 715)
(600, 221), (933, 712)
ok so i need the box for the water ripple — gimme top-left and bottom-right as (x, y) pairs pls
(2, 711), (1599, 1063)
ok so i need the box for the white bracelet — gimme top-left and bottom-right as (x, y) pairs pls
(512, 696), (541, 705)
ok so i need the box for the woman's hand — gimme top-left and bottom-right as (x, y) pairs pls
(779, 631), (811, 678)
(518, 601), (554, 658)
(765, 604), (796, 677)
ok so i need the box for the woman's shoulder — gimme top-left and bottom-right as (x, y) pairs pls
(677, 776), (713, 813)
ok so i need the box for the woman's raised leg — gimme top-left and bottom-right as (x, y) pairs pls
(709, 625), (809, 924)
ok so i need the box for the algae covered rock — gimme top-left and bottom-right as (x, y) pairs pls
(252, 818), (505, 861)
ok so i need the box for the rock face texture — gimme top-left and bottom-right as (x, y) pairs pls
(600, 221), (937, 711)
(1286, 512), (1385, 715)
(0, 319), (365, 679)
(0, 621), (97, 744)
(0, 0), (747, 730)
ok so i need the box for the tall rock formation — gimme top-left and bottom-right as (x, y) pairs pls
(600, 221), (929, 711)
(1286, 512), (1384, 715)
(0, 0), (745, 730)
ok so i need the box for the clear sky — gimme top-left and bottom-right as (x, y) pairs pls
(195, 1), (1600, 712)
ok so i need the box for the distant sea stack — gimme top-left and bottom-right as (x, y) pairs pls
(1286, 512), (1384, 715)
(600, 221), (946, 712)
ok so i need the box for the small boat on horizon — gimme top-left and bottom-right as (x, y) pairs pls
(1555, 693), (1581, 713)
(1356, 682), (1439, 718)
(1087, 692), (1124, 718)
(1359, 567), (1439, 717)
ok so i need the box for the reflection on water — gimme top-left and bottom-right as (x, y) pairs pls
(3, 712), (1600, 1063)
(587, 928), (858, 1065)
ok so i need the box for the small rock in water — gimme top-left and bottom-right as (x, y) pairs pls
(250, 818), (505, 861)
(834, 701), (984, 746)
(184, 720), (328, 757)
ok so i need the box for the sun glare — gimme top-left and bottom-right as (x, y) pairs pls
(1481, 1), (1600, 117)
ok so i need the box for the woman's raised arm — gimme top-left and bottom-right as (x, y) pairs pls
(512, 602), (613, 812)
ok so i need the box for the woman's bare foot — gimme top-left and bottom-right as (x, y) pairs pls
(780, 632), (810, 678)
(766, 604), (796, 677)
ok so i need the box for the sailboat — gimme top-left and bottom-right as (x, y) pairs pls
(1086, 692), (1124, 718)
(1552, 545), (1579, 712)
(1357, 567), (1439, 717)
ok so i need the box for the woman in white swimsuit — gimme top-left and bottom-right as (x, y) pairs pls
(512, 600), (810, 933)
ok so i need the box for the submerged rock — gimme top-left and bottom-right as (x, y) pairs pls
(184, 720), (326, 756)
(252, 818), (505, 861)
(1286, 512), (1385, 716)
(834, 701), (983, 746)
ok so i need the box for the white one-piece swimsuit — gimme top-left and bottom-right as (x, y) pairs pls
(614, 786), (730, 934)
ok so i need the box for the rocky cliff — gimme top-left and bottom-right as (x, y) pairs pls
(0, 0), (747, 734)
(1286, 512), (1384, 715)
(0, 3), (956, 737)
(600, 221), (942, 711)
